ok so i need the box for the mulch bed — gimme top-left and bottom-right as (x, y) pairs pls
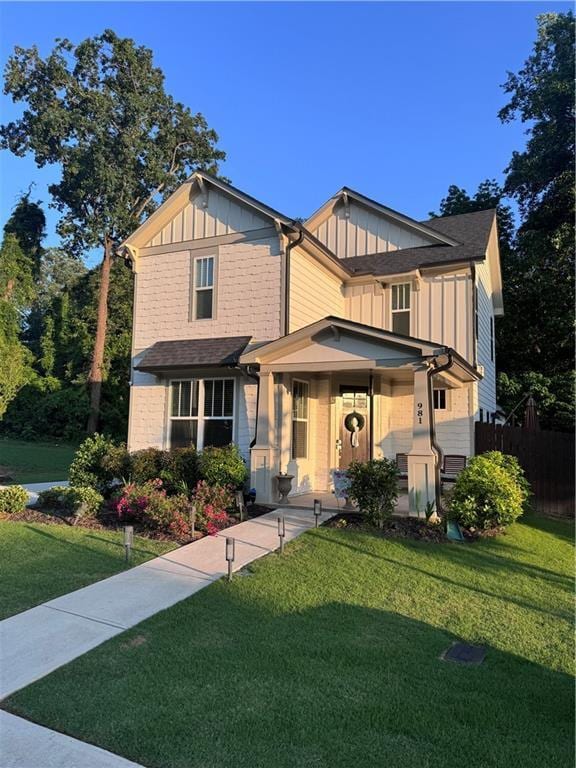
(325, 513), (447, 542)
(1, 502), (275, 544)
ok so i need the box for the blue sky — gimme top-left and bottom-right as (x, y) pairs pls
(0, 1), (571, 263)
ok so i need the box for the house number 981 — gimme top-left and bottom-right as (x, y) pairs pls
(417, 402), (424, 424)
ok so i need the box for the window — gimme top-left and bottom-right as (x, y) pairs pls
(292, 380), (309, 459)
(490, 317), (494, 361)
(194, 256), (214, 320)
(433, 389), (447, 410)
(479, 408), (484, 423)
(391, 283), (411, 335)
(169, 378), (234, 449)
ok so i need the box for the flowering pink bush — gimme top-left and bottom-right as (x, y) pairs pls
(112, 478), (169, 526)
(192, 481), (233, 535)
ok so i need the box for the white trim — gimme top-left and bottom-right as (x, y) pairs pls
(291, 378), (310, 460)
(190, 253), (217, 322)
(390, 282), (412, 336)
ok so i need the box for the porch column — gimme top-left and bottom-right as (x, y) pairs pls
(250, 371), (279, 504)
(407, 363), (439, 518)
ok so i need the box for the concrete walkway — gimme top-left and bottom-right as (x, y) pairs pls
(1, 506), (325, 699)
(1, 506), (327, 767)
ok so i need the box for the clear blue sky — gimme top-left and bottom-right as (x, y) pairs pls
(0, 1), (571, 263)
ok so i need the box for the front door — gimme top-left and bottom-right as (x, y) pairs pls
(339, 387), (370, 469)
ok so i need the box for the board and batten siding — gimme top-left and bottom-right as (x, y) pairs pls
(289, 247), (345, 332)
(144, 187), (271, 247)
(344, 270), (474, 362)
(311, 201), (435, 259)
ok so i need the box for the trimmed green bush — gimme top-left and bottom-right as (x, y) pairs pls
(69, 433), (118, 493)
(198, 445), (248, 489)
(448, 453), (525, 530)
(160, 447), (199, 494)
(100, 443), (131, 482)
(130, 448), (165, 485)
(481, 451), (532, 511)
(38, 485), (104, 519)
(346, 458), (399, 527)
(0, 485), (29, 515)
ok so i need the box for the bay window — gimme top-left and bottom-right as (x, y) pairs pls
(169, 378), (234, 449)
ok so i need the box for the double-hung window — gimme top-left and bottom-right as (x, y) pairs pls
(194, 256), (214, 320)
(391, 283), (411, 335)
(169, 378), (234, 449)
(292, 380), (309, 459)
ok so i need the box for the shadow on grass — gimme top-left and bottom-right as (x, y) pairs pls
(4, 590), (574, 768)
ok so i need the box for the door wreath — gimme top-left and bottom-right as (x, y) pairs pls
(344, 411), (365, 448)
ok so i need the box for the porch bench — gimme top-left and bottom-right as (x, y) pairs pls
(440, 455), (467, 491)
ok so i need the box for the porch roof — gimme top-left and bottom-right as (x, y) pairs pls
(239, 317), (480, 384)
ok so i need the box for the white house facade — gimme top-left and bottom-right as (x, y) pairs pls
(120, 172), (503, 515)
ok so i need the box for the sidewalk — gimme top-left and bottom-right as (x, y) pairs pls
(0, 506), (325, 699)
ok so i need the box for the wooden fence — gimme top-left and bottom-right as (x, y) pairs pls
(475, 422), (575, 517)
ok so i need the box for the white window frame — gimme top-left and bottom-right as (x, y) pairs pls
(192, 255), (216, 321)
(390, 282), (411, 336)
(168, 377), (235, 450)
(291, 378), (309, 460)
(433, 389), (448, 410)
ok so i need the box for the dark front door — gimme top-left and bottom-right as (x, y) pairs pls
(339, 387), (370, 469)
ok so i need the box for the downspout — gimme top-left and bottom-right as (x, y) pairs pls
(368, 372), (374, 461)
(427, 351), (454, 514)
(284, 228), (304, 336)
(234, 364), (260, 449)
(470, 264), (478, 369)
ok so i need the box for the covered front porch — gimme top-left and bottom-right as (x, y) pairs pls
(240, 317), (480, 517)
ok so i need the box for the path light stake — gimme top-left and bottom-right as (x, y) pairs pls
(123, 525), (134, 564)
(278, 515), (286, 554)
(225, 537), (235, 582)
(313, 499), (322, 528)
(191, 504), (196, 540)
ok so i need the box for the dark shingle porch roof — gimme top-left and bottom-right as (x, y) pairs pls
(135, 336), (252, 372)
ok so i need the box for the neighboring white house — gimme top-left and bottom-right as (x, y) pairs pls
(120, 172), (503, 514)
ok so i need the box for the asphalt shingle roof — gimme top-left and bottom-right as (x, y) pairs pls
(135, 336), (252, 372)
(340, 209), (496, 277)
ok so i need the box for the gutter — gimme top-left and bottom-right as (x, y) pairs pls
(428, 350), (454, 515)
(234, 364), (261, 449)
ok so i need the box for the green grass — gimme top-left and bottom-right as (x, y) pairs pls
(0, 437), (77, 484)
(4, 515), (574, 768)
(0, 520), (176, 619)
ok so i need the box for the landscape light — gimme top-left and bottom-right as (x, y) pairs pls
(123, 525), (134, 564)
(313, 499), (322, 527)
(225, 537), (235, 581)
(277, 515), (286, 554)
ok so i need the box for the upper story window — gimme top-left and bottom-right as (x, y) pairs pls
(169, 378), (234, 449)
(193, 256), (214, 320)
(292, 380), (309, 460)
(391, 283), (411, 336)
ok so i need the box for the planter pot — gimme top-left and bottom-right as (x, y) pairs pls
(275, 474), (294, 504)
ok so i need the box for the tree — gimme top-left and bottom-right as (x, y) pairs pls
(3, 192), (45, 279)
(498, 12), (574, 376)
(1, 29), (225, 432)
(0, 234), (35, 418)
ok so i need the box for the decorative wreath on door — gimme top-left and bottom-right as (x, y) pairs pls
(344, 411), (366, 433)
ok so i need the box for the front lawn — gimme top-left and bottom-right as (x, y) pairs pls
(0, 437), (77, 484)
(4, 514), (574, 768)
(0, 520), (176, 619)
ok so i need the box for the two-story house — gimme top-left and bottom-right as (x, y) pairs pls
(120, 172), (503, 514)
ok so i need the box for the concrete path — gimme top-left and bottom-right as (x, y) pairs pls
(0, 711), (143, 768)
(1, 506), (324, 699)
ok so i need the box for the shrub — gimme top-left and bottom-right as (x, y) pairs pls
(130, 448), (166, 485)
(198, 444), (248, 489)
(346, 458), (399, 527)
(38, 485), (103, 519)
(448, 454), (524, 530)
(167, 495), (197, 541)
(0, 485), (28, 515)
(192, 480), (234, 535)
(160, 447), (199, 495)
(112, 478), (168, 525)
(481, 451), (531, 511)
(69, 433), (118, 492)
(100, 443), (131, 482)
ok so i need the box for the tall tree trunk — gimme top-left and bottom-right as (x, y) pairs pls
(86, 234), (113, 434)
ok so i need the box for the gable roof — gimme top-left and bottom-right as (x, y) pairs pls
(304, 186), (460, 248)
(135, 336), (252, 372)
(341, 209), (496, 277)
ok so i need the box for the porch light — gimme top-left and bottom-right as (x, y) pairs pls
(277, 515), (286, 554)
(313, 499), (322, 528)
(225, 537), (235, 582)
(123, 525), (134, 564)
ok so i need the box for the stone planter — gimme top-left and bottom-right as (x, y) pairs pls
(275, 474), (294, 504)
